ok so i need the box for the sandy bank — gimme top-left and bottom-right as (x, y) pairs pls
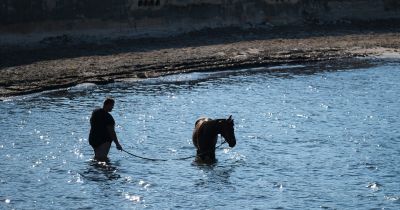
(1, 27), (399, 99)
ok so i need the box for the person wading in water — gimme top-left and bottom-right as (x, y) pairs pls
(89, 98), (123, 161)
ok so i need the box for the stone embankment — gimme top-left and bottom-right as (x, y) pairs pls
(0, 0), (399, 98)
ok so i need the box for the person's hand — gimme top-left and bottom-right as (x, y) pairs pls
(116, 143), (123, 151)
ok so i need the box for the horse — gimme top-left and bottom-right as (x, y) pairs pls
(192, 115), (236, 164)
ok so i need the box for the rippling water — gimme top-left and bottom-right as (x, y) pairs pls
(1, 60), (400, 209)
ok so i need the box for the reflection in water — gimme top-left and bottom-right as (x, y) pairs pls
(80, 159), (121, 182)
(194, 163), (237, 189)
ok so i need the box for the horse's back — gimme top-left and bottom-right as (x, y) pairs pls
(194, 117), (212, 127)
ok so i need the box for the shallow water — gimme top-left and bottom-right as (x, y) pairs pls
(1, 60), (400, 209)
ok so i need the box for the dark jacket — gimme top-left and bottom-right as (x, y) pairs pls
(89, 108), (115, 148)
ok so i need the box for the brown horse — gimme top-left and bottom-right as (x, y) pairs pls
(192, 115), (236, 164)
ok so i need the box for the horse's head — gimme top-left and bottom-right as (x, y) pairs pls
(219, 115), (236, 147)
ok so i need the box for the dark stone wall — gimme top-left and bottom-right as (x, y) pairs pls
(0, 0), (128, 24)
(0, 0), (399, 44)
(1, 0), (400, 24)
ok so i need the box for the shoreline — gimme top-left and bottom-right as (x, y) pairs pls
(1, 27), (400, 99)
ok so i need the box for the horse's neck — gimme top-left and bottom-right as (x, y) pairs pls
(203, 120), (221, 135)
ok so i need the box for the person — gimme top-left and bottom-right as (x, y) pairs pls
(89, 98), (123, 161)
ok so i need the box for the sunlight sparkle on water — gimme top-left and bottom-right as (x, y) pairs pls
(1, 62), (399, 209)
(124, 193), (141, 203)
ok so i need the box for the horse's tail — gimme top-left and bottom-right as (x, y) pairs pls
(193, 118), (210, 149)
(192, 126), (199, 149)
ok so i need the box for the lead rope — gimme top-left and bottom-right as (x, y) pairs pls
(122, 149), (168, 161)
(122, 137), (227, 161)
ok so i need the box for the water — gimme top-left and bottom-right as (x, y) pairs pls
(1, 61), (400, 209)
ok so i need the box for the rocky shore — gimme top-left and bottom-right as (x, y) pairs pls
(1, 26), (399, 99)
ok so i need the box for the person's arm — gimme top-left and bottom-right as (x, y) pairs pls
(107, 125), (122, 150)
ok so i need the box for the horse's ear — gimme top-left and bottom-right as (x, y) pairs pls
(228, 115), (232, 121)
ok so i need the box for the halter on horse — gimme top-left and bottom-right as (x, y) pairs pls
(192, 115), (236, 164)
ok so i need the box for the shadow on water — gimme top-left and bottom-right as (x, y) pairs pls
(110, 58), (376, 94)
(3, 58), (377, 102)
(79, 159), (122, 182)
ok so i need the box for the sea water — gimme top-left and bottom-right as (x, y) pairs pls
(1, 60), (399, 209)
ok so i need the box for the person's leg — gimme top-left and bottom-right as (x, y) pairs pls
(93, 141), (112, 161)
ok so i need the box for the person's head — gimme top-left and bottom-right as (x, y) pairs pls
(103, 98), (115, 112)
